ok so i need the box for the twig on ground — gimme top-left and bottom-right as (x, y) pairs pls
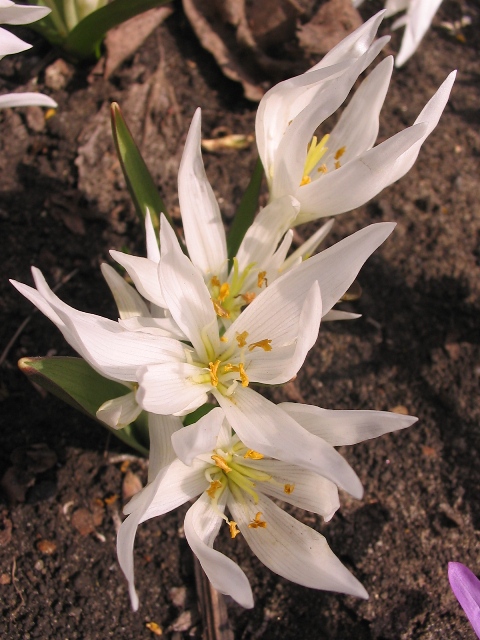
(194, 557), (233, 640)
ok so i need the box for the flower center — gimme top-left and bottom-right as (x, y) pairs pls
(300, 135), (347, 185)
(204, 441), (295, 539)
(209, 259), (268, 322)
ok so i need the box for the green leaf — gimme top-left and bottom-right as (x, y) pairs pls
(227, 157), (264, 260)
(19, 356), (148, 456)
(63, 0), (172, 59)
(110, 102), (164, 236)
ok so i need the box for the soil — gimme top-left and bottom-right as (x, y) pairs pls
(1, 0), (479, 639)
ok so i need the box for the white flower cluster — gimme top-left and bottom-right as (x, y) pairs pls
(11, 13), (454, 610)
(0, 0), (57, 109)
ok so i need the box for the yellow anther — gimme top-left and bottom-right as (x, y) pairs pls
(334, 146), (346, 160)
(236, 331), (249, 348)
(302, 133), (330, 183)
(207, 480), (223, 498)
(248, 339), (272, 352)
(317, 164), (328, 174)
(241, 292), (256, 304)
(228, 521), (241, 539)
(211, 454), (232, 473)
(244, 450), (264, 460)
(209, 360), (221, 387)
(300, 175), (312, 186)
(211, 276), (221, 288)
(238, 363), (249, 387)
(284, 484), (295, 495)
(45, 108), (56, 120)
(212, 299), (230, 318)
(248, 512), (267, 529)
(257, 271), (267, 288)
(220, 335), (228, 342)
(219, 282), (230, 302)
(334, 160), (341, 170)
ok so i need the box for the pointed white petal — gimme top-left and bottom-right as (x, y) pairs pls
(178, 109), (227, 278)
(0, 3), (51, 25)
(386, 71), (456, 181)
(280, 402), (418, 446)
(394, 0), (444, 67)
(172, 407), (225, 465)
(216, 389), (363, 499)
(184, 493), (254, 608)
(145, 209), (160, 262)
(322, 310), (361, 321)
(159, 216), (220, 362)
(226, 223), (394, 343)
(0, 26), (30, 56)
(110, 250), (166, 307)
(229, 493), (368, 598)
(240, 458), (339, 521)
(148, 413), (183, 481)
(119, 316), (185, 340)
(10, 279), (65, 328)
(101, 263), (150, 320)
(137, 362), (211, 415)
(0, 92), (57, 109)
(295, 123), (427, 222)
(96, 391), (141, 429)
(325, 57), (393, 167)
(246, 282), (321, 385)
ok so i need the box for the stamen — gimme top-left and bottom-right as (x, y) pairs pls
(334, 146), (346, 160)
(207, 480), (223, 498)
(244, 450), (264, 460)
(236, 331), (249, 348)
(284, 484), (295, 494)
(248, 339), (272, 352)
(220, 335), (228, 342)
(219, 283), (230, 302)
(334, 160), (341, 170)
(228, 521), (241, 539)
(301, 133), (330, 185)
(211, 454), (232, 473)
(248, 512), (267, 529)
(317, 164), (328, 174)
(209, 360), (221, 387)
(239, 363), (249, 387)
(212, 299), (230, 318)
(257, 271), (267, 288)
(210, 276), (221, 288)
(300, 175), (311, 186)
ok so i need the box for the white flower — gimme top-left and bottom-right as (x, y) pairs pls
(256, 12), (455, 224)
(118, 406), (415, 609)
(11, 217), (396, 477)
(112, 108), (337, 327)
(0, 0), (57, 109)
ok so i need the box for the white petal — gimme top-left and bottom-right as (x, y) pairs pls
(0, 3), (51, 25)
(279, 402), (418, 446)
(324, 57), (393, 167)
(216, 389), (363, 499)
(137, 362), (211, 415)
(0, 26), (30, 56)
(322, 310), (361, 321)
(386, 71), (456, 181)
(110, 250), (166, 307)
(295, 123), (427, 223)
(178, 109), (227, 278)
(10, 278), (65, 328)
(228, 493), (368, 598)
(96, 390), (141, 429)
(145, 209), (160, 263)
(159, 215), (220, 362)
(171, 407), (224, 465)
(101, 263), (150, 320)
(226, 223), (394, 342)
(394, 0), (444, 67)
(246, 281), (321, 385)
(240, 458), (339, 521)
(119, 316), (185, 340)
(184, 493), (254, 608)
(0, 92), (57, 109)
(148, 413), (183, 480)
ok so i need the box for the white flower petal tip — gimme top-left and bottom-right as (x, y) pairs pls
(0, 92), (57, 109)
(96, 391), (141, 430)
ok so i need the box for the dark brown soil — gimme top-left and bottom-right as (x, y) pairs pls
(1, 1), (479, 638)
